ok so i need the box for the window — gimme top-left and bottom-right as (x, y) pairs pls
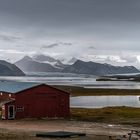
(16, 106), (24, 112)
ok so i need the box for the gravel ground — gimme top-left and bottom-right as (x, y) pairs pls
(0, 119), (138, 140)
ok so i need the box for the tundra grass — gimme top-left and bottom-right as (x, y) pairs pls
(0, 130), (34, 140)
(71, 107), (140, 126)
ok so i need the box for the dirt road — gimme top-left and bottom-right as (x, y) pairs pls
(0, 119), (138, 140)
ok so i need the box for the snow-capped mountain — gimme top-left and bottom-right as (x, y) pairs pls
(15, 55), (140, 76)
(33, 54), (68, 69)
(68, 57), (78, 64)
(15, 56), (61, 72)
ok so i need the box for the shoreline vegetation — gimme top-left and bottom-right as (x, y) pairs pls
(96, 74), (140, 82)
(56, 86), (140, 125)
(71, 107), (140, 126)
(55, 85), (140, 96)
(0, 107), (140, 126)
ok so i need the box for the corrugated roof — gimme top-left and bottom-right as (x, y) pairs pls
(0, 81), (40, 93)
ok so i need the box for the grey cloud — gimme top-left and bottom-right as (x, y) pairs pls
(0, 0), (139, 44)
(120, 56), (138, 63)
(0, 0), (140, 67)
(0, 34), (20, 42)
(102, 56), (115, 63)
(98, 55), (138, 64)
(1, 0), (140, 30)
(59, 42), (72, 46)
(42, 43), (59, 49)
(42, 42), (73, 49)
(88, 46), (95, 50)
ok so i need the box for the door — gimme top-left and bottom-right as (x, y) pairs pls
(8, 105), (15, 119)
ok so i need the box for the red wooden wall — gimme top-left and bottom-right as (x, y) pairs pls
(3, 84), (70, 119)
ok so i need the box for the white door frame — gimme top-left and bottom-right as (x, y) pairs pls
(8, 105), (15, 119)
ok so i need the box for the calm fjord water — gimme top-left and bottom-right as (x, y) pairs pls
(1, 73), (140, 108)
(70, 96), (140, 108)
(0, 74), (140, 89)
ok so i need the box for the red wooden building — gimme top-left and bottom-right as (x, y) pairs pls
(0, 82), (70, 119)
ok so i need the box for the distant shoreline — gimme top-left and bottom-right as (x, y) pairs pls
(55, 85), (140, 96)
(96, 74), (140, 82)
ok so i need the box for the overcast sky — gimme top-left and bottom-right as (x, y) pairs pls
(0, 0), (140, 68)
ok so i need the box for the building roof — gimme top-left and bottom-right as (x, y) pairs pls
(0, 99), (15, 106)
(0, 81), (40, 93)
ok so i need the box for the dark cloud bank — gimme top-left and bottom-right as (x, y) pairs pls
(0, 0), (140, 67)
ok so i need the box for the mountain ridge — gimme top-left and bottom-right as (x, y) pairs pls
(15, 56), (61, 72)
(62, 59), (139, 76)
(15, 55), (139, 76)
(0, 60), (25, 76)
